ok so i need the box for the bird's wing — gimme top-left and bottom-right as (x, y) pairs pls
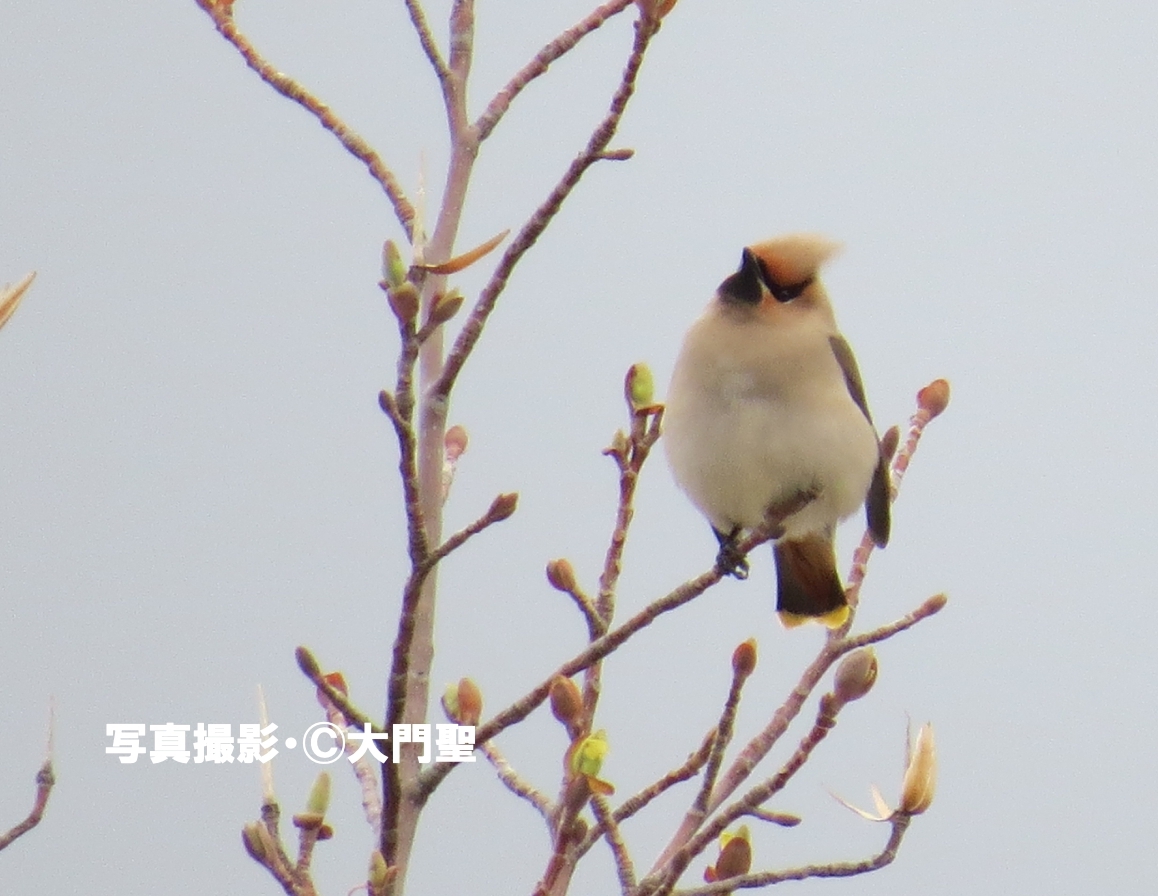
(828, 335), (891, 547)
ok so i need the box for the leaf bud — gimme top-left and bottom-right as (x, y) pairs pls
(549, 676), (583, 727)
(546, 559), (578, 593)
(382, 240), (408, 289)
(731, 638), (758, 678)
(428, 288), (465, 326)
(917, 379), (951, 419)
(833, 648), (879, 704)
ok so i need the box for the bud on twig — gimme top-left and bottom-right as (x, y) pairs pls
(704, 825), (752, 883)
(368, 850), (396, 895)
(731, 639), (758, 678)
(427, 288), (465, 326)
(456, 678), (483, 727)
(625, 362), (655, 411)
(917, 379), (951, 419)
(295, 646), (321, 679)
(549, 675), (584, 728)
(444, 425), (469, 462)
(487, 492), (519, 522)
(899, 723), (937, 815)
(833, 648), (878, 704)
(382, 240), (408, 289)
(242, 822), (271, 864)
(305, 772), (331, 816)
(546, 559), (578, 593)
(569, 730), (614, 795)
(443, 678), (482, 726)
(386, 282), (420, 325)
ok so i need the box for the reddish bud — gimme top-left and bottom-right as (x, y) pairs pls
(917, 379), (951, 419)
(488, 492), (518, 522)
(444, 425), (469, 461)
(456, 678), (483, 727)
(546, 559), (578, 593)
(549, 676), (584, 727)
(731, 639), (758, 678)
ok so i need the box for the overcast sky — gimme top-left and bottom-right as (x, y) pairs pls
(3, 1), (1157, 894)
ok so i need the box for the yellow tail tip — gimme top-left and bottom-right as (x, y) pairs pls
(778, 606), (849, 630)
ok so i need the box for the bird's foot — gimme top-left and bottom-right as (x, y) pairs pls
(713, 527), (750, 580)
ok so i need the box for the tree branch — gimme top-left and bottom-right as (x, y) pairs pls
(670, 815), (912, 895)
(475, 0), (636, 142)
(433, 10), (663, 402)
(193, 2), (416, 240)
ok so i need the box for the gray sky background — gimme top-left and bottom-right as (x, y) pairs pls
(2, 1), (1156, 893)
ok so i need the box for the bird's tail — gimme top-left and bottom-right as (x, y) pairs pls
(773, 532), (849, 629)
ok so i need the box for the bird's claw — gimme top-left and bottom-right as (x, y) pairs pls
(715, 540), (750, 580)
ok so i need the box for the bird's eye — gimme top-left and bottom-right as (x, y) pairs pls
(767, 277), (813, 303)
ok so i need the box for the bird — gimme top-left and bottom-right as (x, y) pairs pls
(663, 234), (890, 628)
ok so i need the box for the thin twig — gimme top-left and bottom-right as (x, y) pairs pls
(424, 493), (517, 570)
(294, 647), (379, 732)
(846, 393), (942, 606)
(591, 793), (637, 894)
(418, 498), (807, 800)
(480, 741), (553, 824)
(564, 583), (603, 640)
(691, 658), (751, 817)
(0, 703), (54, 853)
(0, 760), (54, 852)
(193, 2), (416, 240)
(843, 594), (948, 651)
(318, 693), (382, 838)
(646, 597), (946, 882)
(379, 390), (429, 567)
(403, 0), (452, 91)
(433, 10), (663, 402)
(584, 405), (662, 717)
(578, 729), (715, 857)
(648, 695), (847, 896)
(741, 808), (800, 828)
(670, 815), (912, 895)
(475, 0), (636, 142)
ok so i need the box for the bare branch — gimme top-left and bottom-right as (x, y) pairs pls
(843, 594), (949, 652)
(591, 793), (637, 894)
(647, 694), (848, 896)
(691, 654), (753, 816)
(403, 0), (452, 90)
(424, 492), (519, 570)
(0, 703), (54, 853)
(434, 11), (663, 402)
(579, 729), (715, 857)
(0, 760), (54, 852)
(418, 497), (804, 800)
(294, 646), (379, 731)
(193, 2), (416, 240)
(845, 380), (949, 606)
(670, 815), (912, 895)
(475, 0), (636, 142)
(480, 741), (554, 824)
(741, 808), (801, 828)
